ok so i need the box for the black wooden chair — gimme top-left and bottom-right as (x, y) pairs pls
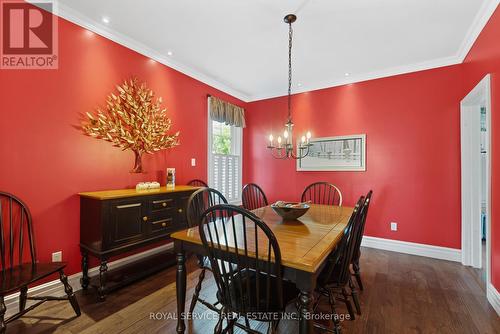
(199, 204), (299, 334)
(301, 182), (343, 206)
(186, 187), (227, 314)
(314, 196), (364, 333)
(351, 191), (373, 293)
(187, 179), (208, 188)
(0, 192), (80, 333)
(242, 183), (269, 211)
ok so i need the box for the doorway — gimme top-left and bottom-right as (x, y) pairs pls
(460, 74), (491, 288)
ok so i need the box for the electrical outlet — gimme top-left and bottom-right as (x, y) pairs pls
(390, 222), (398, 231)
(52, 251), (62, 262)
(191, 158), (196, 167)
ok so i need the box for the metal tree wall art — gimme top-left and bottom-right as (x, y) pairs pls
(81, 78), (180, 173)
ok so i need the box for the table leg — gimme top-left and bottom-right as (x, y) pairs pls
(298, 290), (314, 334)
(176, 250), (187, 334)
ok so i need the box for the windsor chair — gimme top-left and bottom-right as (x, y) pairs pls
(0, 192), (80, 333)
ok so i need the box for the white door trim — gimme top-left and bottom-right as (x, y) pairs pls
(460, 74), (491, 287)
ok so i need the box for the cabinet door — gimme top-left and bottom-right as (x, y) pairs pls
(108, 200), (147, 247)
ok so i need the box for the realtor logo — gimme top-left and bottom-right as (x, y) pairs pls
(1, 0), (58, 69)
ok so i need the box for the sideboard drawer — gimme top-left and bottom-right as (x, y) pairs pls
(150, 216), (174, 235)
(151, 198), (175, 211)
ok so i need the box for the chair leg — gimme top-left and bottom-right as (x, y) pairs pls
(341, 287), (355, 320)
(19, 286), (28, 312)
(0, 295), (6, 334)
(353, 262), (364, 291)
(349, 278), (361, 315)
(59, 270), (81, 316)
(214, 307), (225, 334)
(222, 318), (236, 334)
(189, 268), (206, 314)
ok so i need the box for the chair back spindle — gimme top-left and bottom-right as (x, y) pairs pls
(352, 190), (373, 265)
(301, 182), (343, 206)
(199, 204), (284, 316)
(320, 196), (364, 286)
(0, 192), (36, 271)
(187, 179), (208, 188)
(242, 183), (269, 211)
(186, 188), (227, 228)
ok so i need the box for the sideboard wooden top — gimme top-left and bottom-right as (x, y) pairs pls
(79, 185), (200, 200)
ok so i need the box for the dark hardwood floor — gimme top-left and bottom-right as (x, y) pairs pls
(7, 247), (500, 334)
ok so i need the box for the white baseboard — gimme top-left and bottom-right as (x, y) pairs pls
(487, 283), (500, 316)
(361, 236), (462, 262)
(5, 243), (173, 317)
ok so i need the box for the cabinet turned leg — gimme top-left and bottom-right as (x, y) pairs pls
(19, 286), (28, 312)
(81, 251), (89, 289)
(98, 259), (108, 302)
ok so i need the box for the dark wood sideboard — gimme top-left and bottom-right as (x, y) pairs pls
(79, 185), (199, 301)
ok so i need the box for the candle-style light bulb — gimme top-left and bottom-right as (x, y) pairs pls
(277, 136), (282, 148)
(283, 130), (289, 139)
(306, 131), (312, 139)
(269, 134), (274, 144)
(301, 135), (306, 143)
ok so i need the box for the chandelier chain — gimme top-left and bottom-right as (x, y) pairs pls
(287, 20), (293, 122)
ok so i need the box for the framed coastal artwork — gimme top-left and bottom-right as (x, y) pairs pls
(297, 134), (366, 171)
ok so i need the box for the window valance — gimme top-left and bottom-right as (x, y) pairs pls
(209, 96), (246, 128)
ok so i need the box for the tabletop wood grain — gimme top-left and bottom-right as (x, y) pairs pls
(171, 204), (353, 273)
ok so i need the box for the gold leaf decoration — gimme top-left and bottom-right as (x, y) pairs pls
(80, 77), (180, 173)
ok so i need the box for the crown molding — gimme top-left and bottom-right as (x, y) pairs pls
(49, 2), (252, 102)
(457, 0), (500, 62)
(31, 1), (499, 103)
(249, 55), (462, 101)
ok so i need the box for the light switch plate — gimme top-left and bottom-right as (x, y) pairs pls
(191, 158), (196, 167)
(390, 222), (398, 231)
(52, 251), (62, 262)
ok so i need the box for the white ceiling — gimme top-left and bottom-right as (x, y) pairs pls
(54, 0), (499, 101)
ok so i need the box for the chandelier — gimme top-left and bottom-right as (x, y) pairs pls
(267, 14), (312, 160)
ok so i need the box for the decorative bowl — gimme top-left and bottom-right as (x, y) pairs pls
(271, 202), (310, 220)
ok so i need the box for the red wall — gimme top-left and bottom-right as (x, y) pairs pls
(0, 14), (244, 275)
(244, 66), (465, 250)
(244, 6), (500, 291)
(462, 6), (500, 289)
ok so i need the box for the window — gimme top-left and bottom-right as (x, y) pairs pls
(208, 108), (243, 204)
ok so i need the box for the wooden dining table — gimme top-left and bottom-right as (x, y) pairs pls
(171, 204), (354, 334)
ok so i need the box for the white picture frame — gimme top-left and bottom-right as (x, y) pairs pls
(296, 134), (366, 171)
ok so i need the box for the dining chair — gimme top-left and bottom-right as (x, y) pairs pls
(314, 196), (364, 333)
(242, 183), (269, 211)
(301, 182), (343, 206)
(199, 204), (299, 334)
(351, 190), (373, 292)
(0, 192), (81, 333)
(186, 187), (227, 314)
(187, 179), (208, 187)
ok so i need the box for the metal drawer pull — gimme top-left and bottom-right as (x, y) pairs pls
(116, 203), (141, 209)
(162, 202), (167, 207)
(152, 199), (172, 204)
(178, 208), (183, 213)
(152, 218), (172, 225)
(143, 216), (148, 222)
